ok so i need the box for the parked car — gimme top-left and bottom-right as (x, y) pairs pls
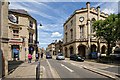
(70, 54), (85, 62)
(56, 53), (65, 60)
(46, 53), (52, 59)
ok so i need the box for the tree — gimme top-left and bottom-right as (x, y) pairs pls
(92, 14), (119, 55)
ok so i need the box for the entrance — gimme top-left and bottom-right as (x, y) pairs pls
(101, 45), (106, 54)
(11, 45), (20, 60)
(69, 46), (74, 55)
(65, 47), (67, 57)
(0, 49), (5, 77)
(78, 45), (86, 57)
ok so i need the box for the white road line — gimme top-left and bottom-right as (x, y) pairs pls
(61, 64), (74, 72)
(71, 63), (76, 66)
(70, 63), (83, 68)
(63, 60), (67, 62)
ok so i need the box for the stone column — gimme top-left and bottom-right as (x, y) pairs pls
(87, 19), (91, 58)
(97, 6), (101, 53)
(0, 0), (9, 76)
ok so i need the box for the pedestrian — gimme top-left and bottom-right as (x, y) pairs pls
(41, 52), (43, 59)
(28, 54), (32, 63)
(35, 53), (39, 61)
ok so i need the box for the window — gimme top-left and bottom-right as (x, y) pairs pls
(80, 25), (84, 39)
(13, 30), (19, 34)
(65, 25), (67, 30)
(13, 35), (19, 38)
(70, 29), (73, 40)
(13, 30), (19, 38)
(91, 18), (96, 33)
(29, 21), (33, 28)
(16, 16), (19, 24)
(65, 33), (67, 42)
(29, 33), (33, 43)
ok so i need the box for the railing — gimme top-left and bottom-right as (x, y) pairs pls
(36, 61), (40, 80)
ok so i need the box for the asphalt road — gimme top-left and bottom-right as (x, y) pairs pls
(41, 58), (113, 80)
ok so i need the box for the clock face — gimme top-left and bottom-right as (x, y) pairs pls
(8, 14), (17, 23)
(79, 17), (84, 22)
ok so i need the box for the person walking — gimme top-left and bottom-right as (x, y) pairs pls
(41, 53), (43, 59)
(28, 54), (32, 63)
(35, 53), (39, 61)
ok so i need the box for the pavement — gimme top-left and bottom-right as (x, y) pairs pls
(5, 60), (39, 79)
(40, 55), (120, 79)
(5, 56), (120, 80)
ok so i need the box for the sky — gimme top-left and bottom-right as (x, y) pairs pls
(9, 0), (119, 49)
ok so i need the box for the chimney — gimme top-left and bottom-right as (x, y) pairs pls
(86, 2), (90, 21)
(86, 2), (90, 9)
(97, 6), (100, 20)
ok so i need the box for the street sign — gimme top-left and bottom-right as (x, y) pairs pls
(0, 49), (3, 78)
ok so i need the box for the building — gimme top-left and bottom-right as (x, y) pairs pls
(0, 0), (9, 77)
(8, 9), (37, 61)
(63, 2), (108, 58)
(55, 40), (63, 55)
(46, 43), (55, 55)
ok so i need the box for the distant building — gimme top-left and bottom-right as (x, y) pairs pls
(46, 43), (55, 55)
(55, 40), (63, 55)
(8, 9), (37, 61)
(0, 0), (9, 76)
(63, 2), (108, 58)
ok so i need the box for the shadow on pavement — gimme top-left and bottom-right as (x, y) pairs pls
(8, 60), (24, 74)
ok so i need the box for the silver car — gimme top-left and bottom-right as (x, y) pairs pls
(56, 53), (65, 60)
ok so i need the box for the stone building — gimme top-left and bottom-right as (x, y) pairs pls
(63, 2), (108, 58)
(46, 43), (55, 55)
(55, 40), (63, 55)
(8, 9), (37, 61)
(0, 0), (9, 76)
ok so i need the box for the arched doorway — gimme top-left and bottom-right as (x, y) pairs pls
(78, 45), (86, 57)
(65, 47), (67, 57)
(101, 45), (106, 54)
(69, 46), (74, 55)
(91, 44), (97, 53)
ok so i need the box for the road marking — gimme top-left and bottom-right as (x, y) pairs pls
(61, 64), (74, 72)
(71, 63), (76, 66)
(70, 63), (83, 68)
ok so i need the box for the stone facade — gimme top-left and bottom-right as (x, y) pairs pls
(63, 2), (108, 58)
(8, 9), (37, 61)
(0, 0), (9, 76)
(55, 40), (63, 55)
(46, 43), (55, 55)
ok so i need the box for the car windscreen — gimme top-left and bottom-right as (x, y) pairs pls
(58, 53), (63, 56)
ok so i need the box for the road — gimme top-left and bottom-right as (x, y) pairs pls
(40, 58), (113, 80)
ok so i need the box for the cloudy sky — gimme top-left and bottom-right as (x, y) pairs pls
(9, 0), (119, 49)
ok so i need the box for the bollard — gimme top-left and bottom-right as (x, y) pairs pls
(36, 61), (40, 80)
